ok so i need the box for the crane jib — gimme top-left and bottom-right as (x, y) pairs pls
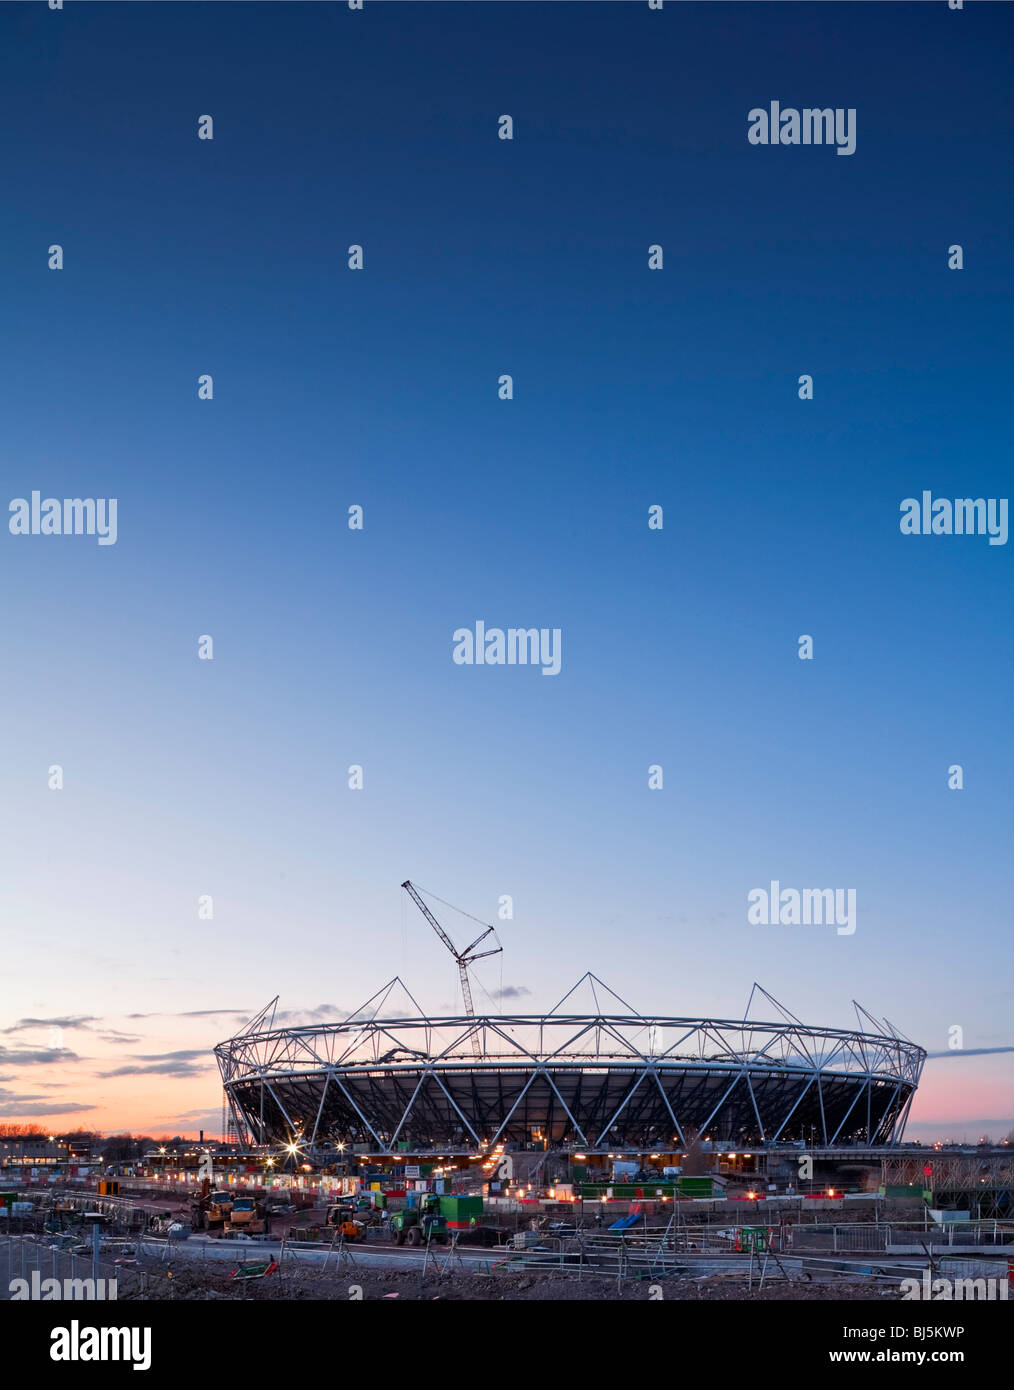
(401, 880), (502, 1052)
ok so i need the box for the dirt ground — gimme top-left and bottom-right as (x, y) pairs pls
(162, 1262), (901, 1302)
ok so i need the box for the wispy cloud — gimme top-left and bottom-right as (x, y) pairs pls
(1, 1016), (98, 1034)
(97, 1049), (211, 1079)
(179, 1010), (251, 1019)
(167, 1108), (227, 1131)
(126, 1009), (250, 1021)
(0, 1047), (80, 1066)
(0, 1099), (94, 1118)
(925, 1046), (1014, 1059)
(273, 1004), (349, 1026)
(99, 1062), (209, 1079)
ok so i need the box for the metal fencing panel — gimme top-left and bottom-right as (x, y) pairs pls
(0, 1235), (160, 1301)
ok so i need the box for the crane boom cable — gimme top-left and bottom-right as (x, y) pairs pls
(410, 882), (493, 931)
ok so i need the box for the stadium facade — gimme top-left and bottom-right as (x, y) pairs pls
(216, 978), (925, 1154)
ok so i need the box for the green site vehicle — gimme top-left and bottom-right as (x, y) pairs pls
(391, 1195), (448, 1247)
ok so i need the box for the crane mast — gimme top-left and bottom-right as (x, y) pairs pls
(457, 961), (475, 1019)
(401, 880), (501, 1058)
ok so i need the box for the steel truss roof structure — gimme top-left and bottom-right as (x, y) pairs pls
(216, 977), (925, 1153)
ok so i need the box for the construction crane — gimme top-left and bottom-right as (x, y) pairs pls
(401, 881), (502, 1056)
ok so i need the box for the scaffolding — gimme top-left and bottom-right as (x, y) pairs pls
(882, 1152), (1014, 1220)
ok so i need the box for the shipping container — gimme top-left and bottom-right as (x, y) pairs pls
(439, 1195), (483, 1222)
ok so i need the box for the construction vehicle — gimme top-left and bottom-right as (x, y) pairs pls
(225, 1197), (267, 1236)
(390, 1194), (448, 1246)
(331, 1216), (366, 1243)
(190, 1180), (239, 1232)
(325, 1202), (369, 1242)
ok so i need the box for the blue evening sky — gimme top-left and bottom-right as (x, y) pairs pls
(0, 2), (1010, 1137)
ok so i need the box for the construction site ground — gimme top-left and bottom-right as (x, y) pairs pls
(153, 1259), (907, 1300)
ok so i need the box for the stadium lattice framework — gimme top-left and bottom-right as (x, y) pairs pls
(216, 977), (925, 1153)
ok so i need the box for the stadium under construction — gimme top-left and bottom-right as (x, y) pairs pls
(217, 884), (927, 1173)
(217, 983), (926, 1160)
